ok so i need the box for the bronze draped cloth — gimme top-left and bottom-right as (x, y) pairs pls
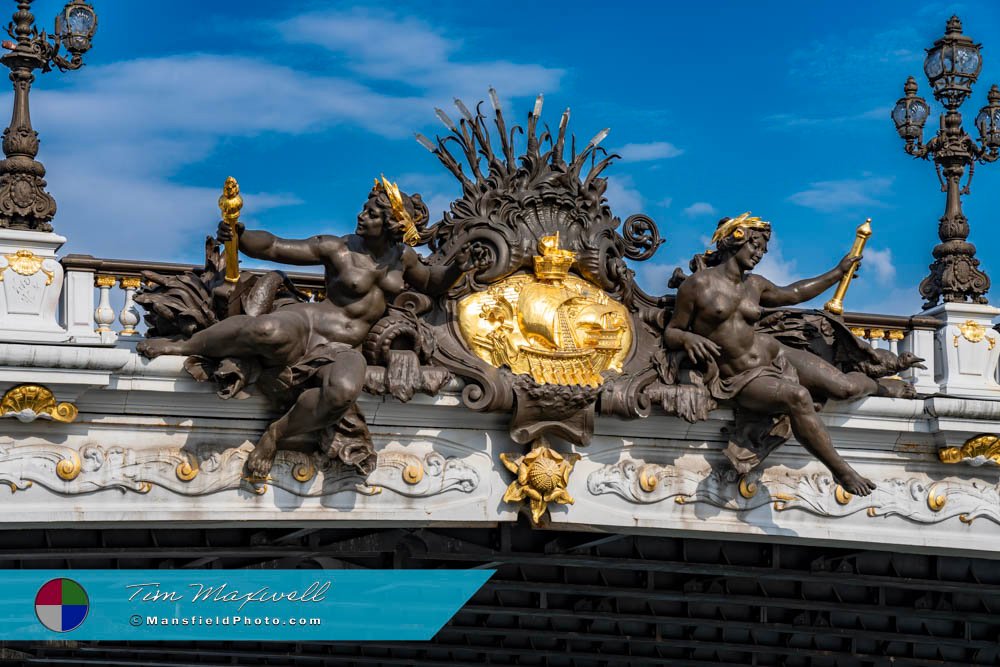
(702, 348), (796, 474)
(183, 342), (377, 475)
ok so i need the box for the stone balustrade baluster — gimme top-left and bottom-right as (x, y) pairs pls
(118, 276), (141, 336)
(887, 329), (904, 356)
(94, 275), (116, 333)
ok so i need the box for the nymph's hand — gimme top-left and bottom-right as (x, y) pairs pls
(216, 220), (244, 244)
(837, 253), (862, 277)
(682, 332), (721, 365)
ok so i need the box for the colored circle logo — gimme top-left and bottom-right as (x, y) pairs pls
(35, 578), (89, 632)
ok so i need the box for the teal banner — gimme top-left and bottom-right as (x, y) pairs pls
(2, 569), (492, 640)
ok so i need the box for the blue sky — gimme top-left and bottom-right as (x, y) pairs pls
(19, 0), (1000, 314)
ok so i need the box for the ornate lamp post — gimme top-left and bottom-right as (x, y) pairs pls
(891, 16), (999, 309)
(0, 0), (96, 232)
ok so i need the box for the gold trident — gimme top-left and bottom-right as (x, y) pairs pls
(219, 176), (243, 284)
(824, 218), (872, 316)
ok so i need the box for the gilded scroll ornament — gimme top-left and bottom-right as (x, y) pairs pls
(0, 384), (77, 423)
(953, 320), (996, 349)
(458, 233), (632, 387)
(291, 462), (316, 483)
(500, 441), (580, 524)
(175, 456), (199, 482)
(738, 476), (758, 499)
(56, 450), (81, 481)
(927, 483), (947, 512)
(834, 485), (853, 505)
(939, 434), (1000, 465)
(1, 249), (53, 284)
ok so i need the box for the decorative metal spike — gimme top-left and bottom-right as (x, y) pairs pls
(533, 94), (544, 118)
(587, 128), (610, 147)
(489, 87), (502, 112)
(434, 108), (457, 132)
(454, 98), (474, 121)
(560, 108), (570, 131)
(414, 133), (437, 153)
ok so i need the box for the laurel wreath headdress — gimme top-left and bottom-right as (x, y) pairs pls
(374, 176), (421, 247)
(709, 212), (771, 247)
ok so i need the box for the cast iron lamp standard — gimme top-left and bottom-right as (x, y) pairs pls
(891, 16), (1000, 309)
(0, 0), (96, 232)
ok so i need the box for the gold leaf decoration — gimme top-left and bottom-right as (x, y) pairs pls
(1, 249), (53, 285)
(939, 434), (1000, 465)
(500, 441), (580, 524)
(0, 384), (78, 423)
(457, 234), (632, 387)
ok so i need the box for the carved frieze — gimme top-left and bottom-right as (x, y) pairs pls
(0, 441), (480, 500)
(587, 458), (1000, 525)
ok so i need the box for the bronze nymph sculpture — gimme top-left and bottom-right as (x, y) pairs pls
(138, 178), (479, 477)
(133, 92), (926, 522)
(664, 213), (912, 497)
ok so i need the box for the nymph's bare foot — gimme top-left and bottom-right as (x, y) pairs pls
(836, 469), (876, 496)
(246, 434), (278, 478)
(876, 377), (918, 399)
(136, 338), (186, 359)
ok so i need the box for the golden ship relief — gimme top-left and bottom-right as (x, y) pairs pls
(457, 234), (632, 387)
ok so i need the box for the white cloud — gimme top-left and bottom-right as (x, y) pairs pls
(848, 285), (923, 316)
(617, 141), (683, 162)
(274, 9), (563, 104)
(787, 176), (894, 213)
(656, 197), (673, 208)
(23, 9), (566, 260)
(604, 175), (644, 215)
(683, 202), (718, 217)
(765, 106), (890, 129)
(863, 247), (896, 284)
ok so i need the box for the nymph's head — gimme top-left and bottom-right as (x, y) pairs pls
(709, 212), (771, 270)
(357, 177), (428, 245)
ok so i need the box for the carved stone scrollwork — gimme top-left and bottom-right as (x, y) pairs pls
(0, 441), (480, 500)
(587, 458), (1000, 525)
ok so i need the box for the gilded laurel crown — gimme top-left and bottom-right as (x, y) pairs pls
(710, 212), (771, 246)
(533, 233), (576, 281)
(374, 176), (420, 247)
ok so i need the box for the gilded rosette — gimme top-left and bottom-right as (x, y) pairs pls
(500, 443), (580, 524)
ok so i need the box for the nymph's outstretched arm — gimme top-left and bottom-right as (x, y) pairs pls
(401, 244), (487, 296)
(401, 248), (464, 295)
(218, 221), (340, 266)
(755, 254), (861, 307)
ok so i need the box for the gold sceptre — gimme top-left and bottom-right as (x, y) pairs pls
(219, 176), (243, 284)
(824, 218), (872, 316)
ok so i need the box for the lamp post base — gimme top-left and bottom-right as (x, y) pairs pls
(919, 251), (990, 310)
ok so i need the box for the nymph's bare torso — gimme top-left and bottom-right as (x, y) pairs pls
(291, 234), (407, 352)
(680, 268), (777, 377)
